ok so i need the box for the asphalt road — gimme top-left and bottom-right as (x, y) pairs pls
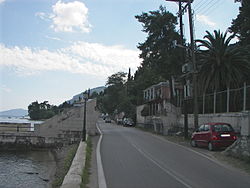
(99, 121), (250, 188)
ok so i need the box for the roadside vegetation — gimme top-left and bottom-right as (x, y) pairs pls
(214, 153), (250, 175)
(96, 3), (250, 121)
(51, 143), (78, 188)
(28, 100), (72, 120)
(81, 136), (92, 188)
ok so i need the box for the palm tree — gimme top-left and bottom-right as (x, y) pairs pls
(196, 30), (250, 93)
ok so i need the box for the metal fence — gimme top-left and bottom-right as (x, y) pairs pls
(185, 84), (250, 114)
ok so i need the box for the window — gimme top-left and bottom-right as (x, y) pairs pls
(198, 125), (205, 132)
(213, 124), (233, 132)
(204, 125), (210, 131)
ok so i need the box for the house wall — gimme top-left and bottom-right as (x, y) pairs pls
(137, 103), (250, 136)
(162, 86), (171, 99)
(178, 112), (250, 136)
(136, 103), (181, 134)
(136, 105), (146, 125)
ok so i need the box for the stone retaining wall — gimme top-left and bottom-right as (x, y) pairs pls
(0, 132), (81, 149)
(61, 141), (87, 188)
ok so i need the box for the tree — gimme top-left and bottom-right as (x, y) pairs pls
(134, 6), (183, 105)
(229, 1), (250, 46)
(128, 68), (132, 82)
(132, 67), (164, 105)
(106, 72), (127, 87)
(28, 101), (40, 120)
(97, 72), (127, 115)
(196, 30), (250, 92)
(28, 101), (58, 120)
(135, 6), (183, 80)
(90, 91), (99, 99)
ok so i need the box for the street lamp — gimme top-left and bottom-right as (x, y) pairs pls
(82, 92), (88, 141)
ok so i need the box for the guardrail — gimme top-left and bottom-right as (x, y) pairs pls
(0, 123), (33, 133)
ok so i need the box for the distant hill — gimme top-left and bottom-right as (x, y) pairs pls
(67, 86), (106, 104)
(90, 86), (106, 94)
(0, 108), (28, 117)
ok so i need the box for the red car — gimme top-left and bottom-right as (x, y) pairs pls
(191, 122), (237, 151)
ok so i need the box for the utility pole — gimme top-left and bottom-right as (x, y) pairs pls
(82, 91), (89, 141)
(165, 0), (198, 130)
(178, 1), (189, 139)
(178, 1), (184, 51)
(187, 0), (198, 129)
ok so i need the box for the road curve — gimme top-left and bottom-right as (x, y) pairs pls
(98, 121), (250, 188)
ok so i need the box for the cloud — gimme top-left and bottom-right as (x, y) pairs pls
(0, 85), (11, 93)
(65, 42), (140, 71)
(35, 12), (51, 21)
(0, 0), (5, 4)
(0, 43), (141, 78)
(196, 14), (216, 27)
(50, 0), (91, 33)
(45, 35), (62, 41)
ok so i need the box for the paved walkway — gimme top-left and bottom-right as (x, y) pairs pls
(87, 135), (99, 188)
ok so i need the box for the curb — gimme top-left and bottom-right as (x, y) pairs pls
(96, 123), (107, 188)
(60, 140), (87, 188)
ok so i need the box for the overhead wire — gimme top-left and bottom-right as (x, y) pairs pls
(194, 0), (216, 12)
(195, 0), (224, 16)
(194, 0), (206, 8)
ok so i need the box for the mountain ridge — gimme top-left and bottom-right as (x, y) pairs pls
(0, 108), (28, 117)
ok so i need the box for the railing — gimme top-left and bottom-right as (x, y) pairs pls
(184, 84), (250, 114)
(0, 123), (34, 133)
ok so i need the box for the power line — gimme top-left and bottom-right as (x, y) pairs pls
(194, 0), (206, 8)
(196, 0), (223, 16)
(194, 0), (216, 12)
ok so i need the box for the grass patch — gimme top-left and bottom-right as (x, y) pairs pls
(81, 136), (92, 188)
(164, 135), (190, 144)
(214, 153), (250, 175)
(52, 143), (79, 187)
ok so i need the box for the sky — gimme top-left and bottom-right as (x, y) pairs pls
(0, 0), (241, 111)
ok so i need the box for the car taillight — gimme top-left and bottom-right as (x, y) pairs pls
(233, 135), (237, 140)
(212, 135), (219, 140)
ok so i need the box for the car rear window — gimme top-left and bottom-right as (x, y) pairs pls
(212, 124), (233, 132)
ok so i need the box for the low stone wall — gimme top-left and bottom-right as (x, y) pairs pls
(178, 112), (250, 135)
(0, 123), (31, 132)
(0, 132), (81, 149)
(61, 141), (86, 188)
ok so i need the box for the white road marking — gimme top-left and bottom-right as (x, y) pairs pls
(96, 123), (107, 188)
(126, 138), (193, 188)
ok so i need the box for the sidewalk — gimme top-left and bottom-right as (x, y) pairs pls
(87, 135), (99, 188)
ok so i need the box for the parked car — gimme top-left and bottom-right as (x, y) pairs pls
(191, 122), (237, 151)
(123, 118), (134, 127)
(105, 117), (111, 123)
(116, 118), (123, 125)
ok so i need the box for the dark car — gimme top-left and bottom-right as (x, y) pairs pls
(191, 122), (237, 151)
(123, 118), (134, 127)
(105, 117), (111, 123)
(116, 118), (123, 125)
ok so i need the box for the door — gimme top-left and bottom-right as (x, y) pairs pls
(195, 125), (205, 146)
(202, 124), (211, 146)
